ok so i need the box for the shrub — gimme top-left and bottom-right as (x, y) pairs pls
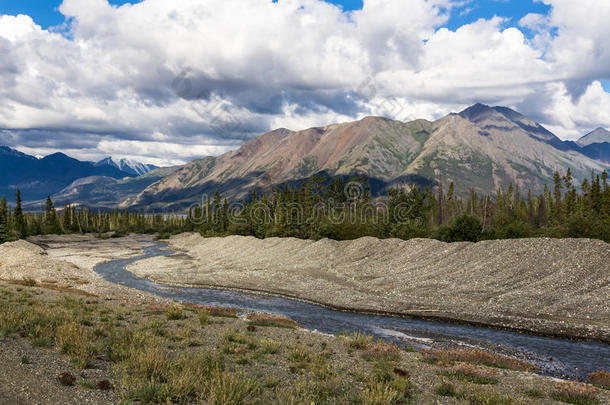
(468, 390), (516, 405)
(359, 382), (404, 405)
(55, 321), (97, 368)
(589, 371), (610, 388)
(524, 387), (545, 398)
(21, 277), (38, 287)
(494, 220), (534, 239)
(198, 309), (210, 326)
(435, 382), (460, 397)
(207, 372), (258, 405)
(165, 305), (186, 320)
(361, 341), (401, 362)
(347, 330), (374, 349)
(260, 338), (281, 355)
(440, 214), (483, 242)
(441, 364), (499, 385)
(246, 314), (298, 328)
(420, 348), (535, 371)
(552, 381), (600, 405)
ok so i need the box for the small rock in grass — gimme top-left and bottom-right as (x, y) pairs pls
(57, 372), (76, 386)
(96, 379), (112, 390)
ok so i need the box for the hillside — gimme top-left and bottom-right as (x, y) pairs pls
(25, 166), (182, 209)
(129, 104), (609, 209)
(578, 127), (610, 146)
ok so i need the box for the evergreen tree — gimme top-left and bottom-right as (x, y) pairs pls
(0, 196), (8, 243)
(14, 189), (26, 238)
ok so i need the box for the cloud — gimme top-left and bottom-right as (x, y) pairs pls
(0, 0), (609, 165)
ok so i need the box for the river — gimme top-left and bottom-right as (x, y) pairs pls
(93, 240), (610, 380)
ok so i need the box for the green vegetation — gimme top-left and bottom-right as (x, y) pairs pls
(0, 169), (608, 244)
(186, 169), (610, 243)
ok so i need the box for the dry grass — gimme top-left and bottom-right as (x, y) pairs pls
(421, 348), (535, 371)
(347, 330), (374, 349)
(246, 314), (298, 328)
(441, 363), (499, 385)
(181, 302), (238, 318)
(361, 341), (401, 362)
(589, 371), (610, 388)
(552, 381), (601, 405)
(38, 284), (97, 297)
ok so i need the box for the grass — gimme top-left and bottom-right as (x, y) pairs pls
(435, 381), (462, 398)
(589, 371), (610, 389)
(359, 381), (406, 405)
(552, 381), (601, 405)
(524, 387), (546, 398)
(165, 305), (186, 320)
(440, 364), (499, 385)
(4, 281), (601, 405)
(197, 309), (210, 325)
(467, 390), (517, 405)
(361, 341), (401, 362)
(347, 330), (374, 349)
(259, 338), (281, 355)
(20, 355), (30, 364)
(246, 314), (298, 328)
(182, 303), (238, 318)
(421, 348), (535, 371)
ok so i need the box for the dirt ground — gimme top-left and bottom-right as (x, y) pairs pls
(127, 233), (610, 342)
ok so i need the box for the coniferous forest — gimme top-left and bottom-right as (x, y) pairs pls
(1, 169), (608, 244)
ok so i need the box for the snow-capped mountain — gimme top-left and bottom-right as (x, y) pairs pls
(95, 157), (158, 176)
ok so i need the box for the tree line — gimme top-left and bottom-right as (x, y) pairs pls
(186, 169), (610, 243)
(1, 169), (608, 244)
(0, 192), (185, 243)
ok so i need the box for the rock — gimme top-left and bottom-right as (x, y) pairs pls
(57, 372), (76, 386)
(96, 379), (112, 390)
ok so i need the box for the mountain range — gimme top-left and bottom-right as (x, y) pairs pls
(2, 104), (609, 210)
(126, 104), (610, 210)
(0, 148), (158, 202)
(94, 157), (158, 177)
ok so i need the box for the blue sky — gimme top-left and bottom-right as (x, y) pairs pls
(2, 0), (550, 32)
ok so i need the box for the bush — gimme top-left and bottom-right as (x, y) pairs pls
(551, 381), (600, 405)
(589, 370), (610, 388)
(438, 214), (482, 242)
(493, 220), (534, 239)
(347, 330), (373, 349)
(165, 305), (186, 320)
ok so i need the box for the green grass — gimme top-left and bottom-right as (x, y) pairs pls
(440, 370), (498, 385)
(524, 387), (545, 398)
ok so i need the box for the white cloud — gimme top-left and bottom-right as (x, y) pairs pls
(0, 0), (609, 165)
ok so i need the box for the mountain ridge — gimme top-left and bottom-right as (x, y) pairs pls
(127, 104), (610, 210)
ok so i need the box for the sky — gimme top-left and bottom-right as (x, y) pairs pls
(0, 0), (609, 166)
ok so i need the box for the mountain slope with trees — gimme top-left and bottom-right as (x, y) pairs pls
(129, 104), (609, 210)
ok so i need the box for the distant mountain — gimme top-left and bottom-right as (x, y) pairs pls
(577, 128), (610, 146)
(128, 104), (610, 210)
(24, 166), (181, 210)
(0, 147), (133, 201)
(95, 157), (158, 176)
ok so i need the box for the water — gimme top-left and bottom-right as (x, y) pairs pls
(93, 240), (610, 380)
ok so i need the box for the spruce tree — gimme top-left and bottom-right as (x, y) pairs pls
(14, 189), (26, 238)
(0, 196), (8, 243)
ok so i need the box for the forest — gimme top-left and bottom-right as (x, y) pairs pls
(1, 169), (609, 244)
